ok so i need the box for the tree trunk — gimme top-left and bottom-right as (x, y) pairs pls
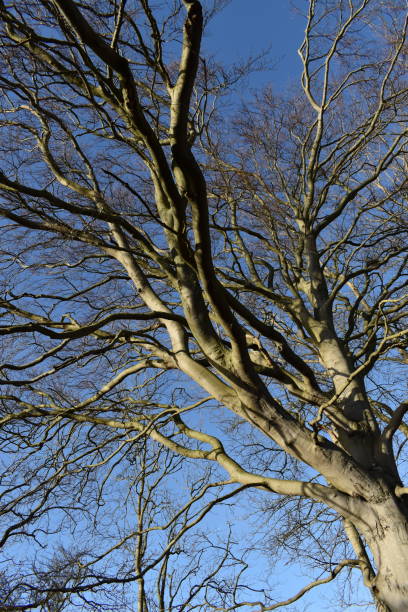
(358, 497), (408, 611)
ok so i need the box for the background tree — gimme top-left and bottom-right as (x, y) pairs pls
(0, 0), (407, 610)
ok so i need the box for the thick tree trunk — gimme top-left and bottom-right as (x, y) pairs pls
(358, 497), (408, 611)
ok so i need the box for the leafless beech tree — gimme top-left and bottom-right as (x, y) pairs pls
(0, 0), (407, 610)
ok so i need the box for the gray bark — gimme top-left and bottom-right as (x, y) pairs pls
(359, 498), (408, 611)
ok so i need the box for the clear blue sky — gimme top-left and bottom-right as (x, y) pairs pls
(204, 1), (305, 92)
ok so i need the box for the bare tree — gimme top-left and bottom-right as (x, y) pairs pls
(0, 0), (407, 610)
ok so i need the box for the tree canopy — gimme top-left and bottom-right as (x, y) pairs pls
(0, 1), (407, 610)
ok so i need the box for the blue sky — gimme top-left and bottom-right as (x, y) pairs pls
(204, 1), (305, 92)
